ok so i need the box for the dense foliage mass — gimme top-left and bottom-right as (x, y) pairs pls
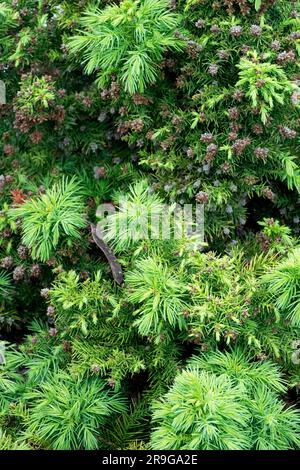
(0, 0), (300, 450)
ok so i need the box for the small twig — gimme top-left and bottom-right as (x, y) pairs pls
(90, 223), (124, 286)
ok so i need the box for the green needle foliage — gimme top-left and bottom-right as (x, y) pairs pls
(0, 366), (20, 411)
(151, 369), (251, 450)
(261, 248), (300, 327)
(9, 177), (86, 262)
(248, 386), (300, 450)
(0, 430), (31, 450)
(15, 74), (57, 115)
(0, 270), (12, 300)
(126, 256), (188, 338)
(151, 350), (300, 450)
(189, 347), (286, 393)
(101, 179), (171, 251)
(0, 2), (15, 35)
(49, 270), (112, 335)
(236, 51), (296, 124)
(68, 0), (183, 93)
(24, 372), (127, 450)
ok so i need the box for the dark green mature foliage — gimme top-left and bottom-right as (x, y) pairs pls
(0, 0), (300, 451)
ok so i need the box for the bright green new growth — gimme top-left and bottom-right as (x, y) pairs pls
(0, 2), (15, 32)
(9, 177), (86, 262)
(151, 350), (300, 450)
(261, 248), (300, 326)
(0, 363), (21, 411)
(100, 179), (201, 254)
(188, 348), (286, 393)
(101, 179), (170, 251)
(68, 0), (183, 93)
(249, 386), (300, 450)
(16, 74), (56, 115)
(24, 372), (127, 450)
(126, 256), (188, 338)
(49, 270), (110, 335)
(151, 369), (251, 450)
(258, 218), (294, 253)
(0, 429), (31, 450)
(236, 51), (297, 124)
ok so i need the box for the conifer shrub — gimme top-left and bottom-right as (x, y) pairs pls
(151, 350), (300, 450)
(23, 372), (127, 450)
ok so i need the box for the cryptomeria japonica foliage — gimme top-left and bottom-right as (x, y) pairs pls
(0, 0), (300, 450)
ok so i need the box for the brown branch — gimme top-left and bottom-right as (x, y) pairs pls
(90, 223), (124, 286)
